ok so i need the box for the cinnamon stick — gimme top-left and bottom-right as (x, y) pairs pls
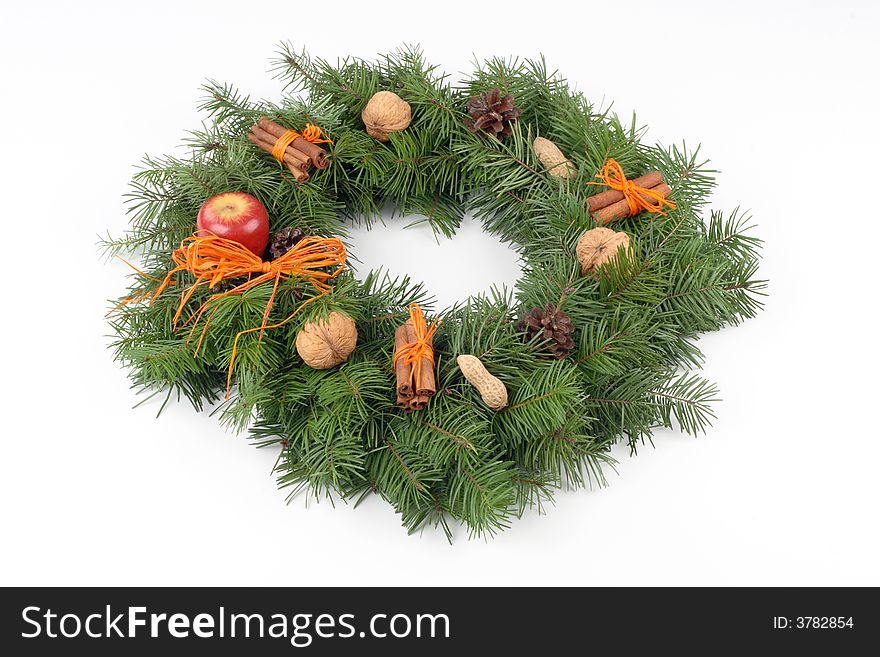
(285, 144), (311, 167)
(585, 171), (664, 212)
(408, 395), (430, 412)
(287, 165), (310, 184)
(394, 322), (414, 401)
(258, 117), (329, 170)
(594, 183), (672, 225)
(257, 117), (290, 139)
(290, 138), (329, 170)
(411, 320), (436, 398)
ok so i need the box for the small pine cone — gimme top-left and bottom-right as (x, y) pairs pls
(466, 88), (521, 140)
(516, 303), (576, 359)
(268, 227), (307, 260)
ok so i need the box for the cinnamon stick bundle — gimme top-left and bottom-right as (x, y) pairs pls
(394, 319), (437, 413)
(585, 171), (663, 212)
(250, 125), (310, 170)
(247, 133), (310, 183)
(247, 130), (310, 183)
(257, 118), (329, 169)
(584, 168), (673, 225)
(594, 183), (672, 225)
(248, 117), (331, 183)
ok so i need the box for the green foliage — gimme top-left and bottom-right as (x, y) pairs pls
(105, 45), (765, 540)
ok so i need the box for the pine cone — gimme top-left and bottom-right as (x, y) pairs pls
(517, 303), (575, 359)
(268, 227), (307, 260)
(466, 88), (521, 140)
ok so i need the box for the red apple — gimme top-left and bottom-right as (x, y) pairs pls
(197, 192), (269, 257)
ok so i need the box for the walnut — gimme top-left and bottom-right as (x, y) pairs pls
(295, 311), (357, 369)
(533, 136), (576, 178)
(576, 227), (631, 274)
(361, 91), (412, 141)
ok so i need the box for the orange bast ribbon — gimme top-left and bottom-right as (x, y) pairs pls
(122, 232), (346, 396)
(588, 158), (676, 217)
(270, 123), (332, 163)
(393, 303), (440, 393)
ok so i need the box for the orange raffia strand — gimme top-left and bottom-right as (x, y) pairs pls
(270, 123), (332, 163)
(271, 130), (300, 162)
(135, 232), (346, 396)
(300, 123), (332, 144)
(393, 303), (440, 392)
(588, 158), (676, 217)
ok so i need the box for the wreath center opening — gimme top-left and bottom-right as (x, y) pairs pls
(347, 213), (523, 309)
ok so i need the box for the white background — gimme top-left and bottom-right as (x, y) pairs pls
(1, 0), (878, 587)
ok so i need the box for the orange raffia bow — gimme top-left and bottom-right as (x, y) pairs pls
(126, 232), (346, 396)
(588, 158), (676, 217)
(271, 123), (332, 163)
(393, 303), (440, 392)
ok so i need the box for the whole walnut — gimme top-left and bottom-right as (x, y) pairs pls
(295, 311), (358, 369)
(361, 91), (412, 141)
(576, 227), (631, 275)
